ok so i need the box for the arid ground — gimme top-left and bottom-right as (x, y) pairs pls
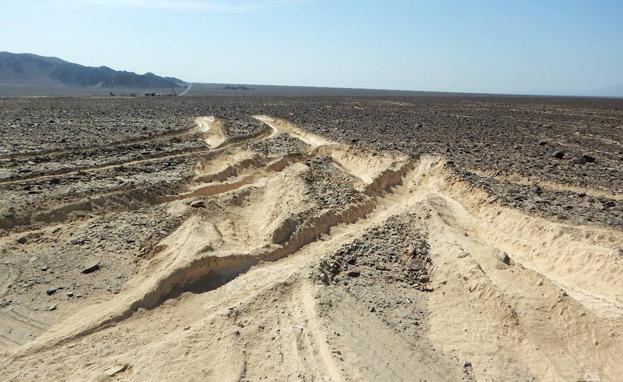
(0, 96), (622, 381)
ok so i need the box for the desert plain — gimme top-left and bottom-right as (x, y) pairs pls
(0, 95), (622, 381)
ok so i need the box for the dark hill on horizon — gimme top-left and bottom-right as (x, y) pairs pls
(0, 52), (186, 93)
(1, 52), (620, 98)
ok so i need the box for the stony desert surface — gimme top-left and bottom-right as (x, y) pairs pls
(0, 95), (622, 381)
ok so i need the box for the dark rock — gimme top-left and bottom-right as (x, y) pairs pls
(345, 254), (357, 264)
(573, 154), (595, 165)
(69, 237), (86, 245)
(346, 268), (361, 277)
(16, 236), (28, 244)
(498, 252), (511, 265)
(46, 287), (57, 295)
(552, 150), (565, 159)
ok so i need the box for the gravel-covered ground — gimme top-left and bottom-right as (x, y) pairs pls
(1, 96), (621, 231)
(0, 95), (621, 381)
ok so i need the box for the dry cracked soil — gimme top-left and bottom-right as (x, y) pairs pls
(0, 95), (622, 381)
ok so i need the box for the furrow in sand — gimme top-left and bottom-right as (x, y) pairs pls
(0, 125), (198, 161)
(0, 152), (305, 232)
(0, 116), (221, 185)
(13, 154), (414, 354)
(468, 168), (623, 200)
(0, 145), (210, 186)
(0, 115), (274, 186)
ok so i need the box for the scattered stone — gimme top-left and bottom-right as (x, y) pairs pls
(46, 287), (57, 295)
(573, 154), (596, 165)
(346, 268), (361, 277)
(16, 236), (28, 244)
(190, 200), (206, 208)
(498, 252), (511, 265)
(47, 304), (57, 311)
(69, 237), (86, 246)
(103, 363), (128, 377)
(552, 150), (565, 159)
(81, 260), (101, 274)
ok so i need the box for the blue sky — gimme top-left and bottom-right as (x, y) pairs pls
(2, 0), (622, 95)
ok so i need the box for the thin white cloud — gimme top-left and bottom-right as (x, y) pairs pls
(66, 0), (305, 12)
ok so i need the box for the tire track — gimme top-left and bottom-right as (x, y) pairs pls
(0, 115), (276, 186)
(0, 125), (198, 161)
(468, 168), (623, 200)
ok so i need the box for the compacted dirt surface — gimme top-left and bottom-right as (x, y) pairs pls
(0, 96), (622, 381)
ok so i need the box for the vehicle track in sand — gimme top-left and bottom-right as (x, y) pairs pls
(0, 124), (199, 162)
(468, 168), (623, 200)
(178, 83), (192, 97)
(1, 115), (622, 381)
(0, 117), (278, 232)
(0, 116), (230, 185)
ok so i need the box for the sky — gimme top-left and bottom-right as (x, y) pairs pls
(1, 0), (623, 95)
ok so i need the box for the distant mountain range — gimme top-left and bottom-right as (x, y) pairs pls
(0, 52), (186, 90)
